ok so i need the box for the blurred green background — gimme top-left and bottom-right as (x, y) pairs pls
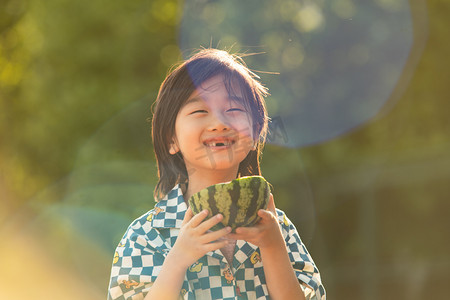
(1, 0), (449, 299)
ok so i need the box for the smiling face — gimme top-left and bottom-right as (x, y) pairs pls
(152, 49), (269, 200)
(170, 75), (255, 176)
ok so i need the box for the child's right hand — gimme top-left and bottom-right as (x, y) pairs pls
(169, 207), (232, 269)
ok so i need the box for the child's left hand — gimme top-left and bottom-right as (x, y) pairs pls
(227, 194), (284, 250)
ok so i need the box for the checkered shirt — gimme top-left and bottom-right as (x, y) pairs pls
(108, 184), (326, 300)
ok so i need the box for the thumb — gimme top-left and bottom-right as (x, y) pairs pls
(267, 193), (276, 215)
(257, 207), (277, 222)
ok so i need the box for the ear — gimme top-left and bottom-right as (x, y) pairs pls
(252, 139), (258, 151)
(169, 141), (179, 155)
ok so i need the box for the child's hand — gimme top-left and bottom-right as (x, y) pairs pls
(169, 207), (232, 269)
(227, 194), (284, 250)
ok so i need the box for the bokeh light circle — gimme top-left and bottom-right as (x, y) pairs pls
(179, 0), (414, 147)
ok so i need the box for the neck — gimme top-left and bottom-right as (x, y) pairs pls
(184, 167), (239, 201)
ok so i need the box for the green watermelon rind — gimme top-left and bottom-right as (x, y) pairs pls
(188, 176), (270, 232)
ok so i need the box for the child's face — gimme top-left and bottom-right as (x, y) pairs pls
(171, 75), (255, 175)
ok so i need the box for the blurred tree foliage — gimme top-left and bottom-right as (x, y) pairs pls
(1, 0), (180, 207)
(1, 0), (449, 299)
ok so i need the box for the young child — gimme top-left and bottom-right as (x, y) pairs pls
(108, 49), (325, 300)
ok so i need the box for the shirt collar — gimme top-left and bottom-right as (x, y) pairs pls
(150, 184), (188, 229)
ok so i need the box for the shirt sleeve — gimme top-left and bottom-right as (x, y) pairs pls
(107, 212), (183, 300)
(276, 209), (326, 300)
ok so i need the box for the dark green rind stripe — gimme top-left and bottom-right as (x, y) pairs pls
(242, 177), (269, 227)
(222, 182), (234, 229)
(245, 214), (260, 227)
(243, 177), (261, 226)
(190, 194), (200, 214)
(207, 185), (225, 231)
(227, 180), (240, 229)
(207, 185), (219, 215)
(188, 195), (195, 213)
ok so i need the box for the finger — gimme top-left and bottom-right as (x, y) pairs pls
(257, 208), (276, 221)
(187, 209), (209, 228)
(226, 232), (242, 241)
(181, 207), (194, 226)
(196, 213), (224, 233)
(226, 233), (240, 240)
(267, 193), (276, 215)
(203, 239), (230, 253)
(231, 226), (258, 238)
(202, 226), (232, 243)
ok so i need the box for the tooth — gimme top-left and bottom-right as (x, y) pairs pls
(205, 141), (232, 147)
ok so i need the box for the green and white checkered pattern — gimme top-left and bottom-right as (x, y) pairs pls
(108, 185), (326, 299)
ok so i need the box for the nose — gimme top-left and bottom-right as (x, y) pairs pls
(207, 111), (230, 132)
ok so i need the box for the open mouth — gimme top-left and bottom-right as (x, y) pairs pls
(203, 138), (236, 147)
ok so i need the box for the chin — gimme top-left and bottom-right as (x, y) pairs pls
(204, 160), (241, 172)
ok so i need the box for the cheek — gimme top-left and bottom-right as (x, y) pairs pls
(173, 119), (186, 147)
(233, 115), (254, 139)
(174, 118), (199, 145)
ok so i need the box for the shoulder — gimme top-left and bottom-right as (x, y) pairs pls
(274, 208), (304, 243)
(116, 210), (158, 248)
(275, 208), (293, 228)
(115, 207), (178, 258)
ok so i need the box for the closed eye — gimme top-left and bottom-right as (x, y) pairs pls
(190, 110), (208, 114)
(227, 108), (245, 113)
